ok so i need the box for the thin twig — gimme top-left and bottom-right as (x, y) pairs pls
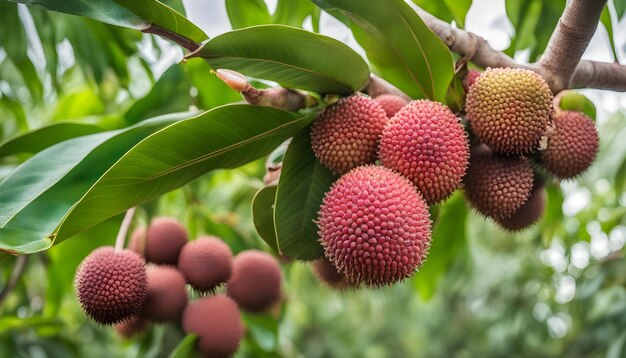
(363, 75), (412, 101)
(141, 24), (200, 52)
(115, 207), (136, 252)
(0, 255), (29, 306)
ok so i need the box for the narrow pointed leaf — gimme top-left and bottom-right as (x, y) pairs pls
(252, 185), (279, 252)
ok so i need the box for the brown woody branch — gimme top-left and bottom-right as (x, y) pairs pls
(142, 24), (200, 52)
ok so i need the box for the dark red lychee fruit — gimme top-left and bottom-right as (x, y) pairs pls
(496, 181), (546, 231)
(310, 95), (387, 174)
(542, 110), (599, 179)
(463, 146), (534, 220)
(374, 94), (409, 118)
(177, 236), (233, 292)
(462, 70), (481, 93)
(380, 100), (469, 204)
(128, 227), (146, 256)
(145, 217), (188, 265)
(227, 250), (282, 313)
(465, 68), (553, 154)
(143, 265), (188, 323)
(182, 295), (244, 358)
(312, 257), (353, 289)
(115, 315), (148, 338)
(75, 247), (148, 325)
(317, 165), (432, 287)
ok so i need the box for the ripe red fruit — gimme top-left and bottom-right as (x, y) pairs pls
(182, 295), (244, 358)
(145, 217), (188, 265)
(317, 165), (432, 287)
(115, 316), (147, 338)
(227, 250), (282, 312)
(374, 94), (409, 118)
(542, 110), (599, 179)
(128, 227), (146, 256)
(312, 257), (353, 289)
(143, 265), (188, 323)
(310, 95), (387, 174)
(177, 236), (233, 292)
(380, 100), (469, 204)
(75, 247), (148, 325)
(462, 70), (481, 93)
(496, 181), (546, 231)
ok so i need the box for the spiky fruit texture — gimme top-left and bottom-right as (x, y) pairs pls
(312, 257), (353, 289)
(374, 94), (409, 118)
(178, 236), (233, 292)
(542, 111), (599, 179)
(115, 316), (147, 338)
(380, 100), (469, 204)
(143, 265), (187, 323)
(463, 70), (481, 93)
(496, 182), (546, 231)
(310, 95), (387, 174)
(128, 227), (146, 256)
(75, 247), (148, 325)
(464, 147), (534, 220)
(227, 250), (282, 313)
(183, 295), (244, 358)
(318, 165), (431, 287)
(145, 217), (188, 265)
(465, 68), (553, 154)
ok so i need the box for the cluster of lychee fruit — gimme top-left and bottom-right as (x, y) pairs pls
(308, 67), (598, 288)
(74, 217), (282, 357)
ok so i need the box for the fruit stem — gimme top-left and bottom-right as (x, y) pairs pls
(115, 207), (136, 252)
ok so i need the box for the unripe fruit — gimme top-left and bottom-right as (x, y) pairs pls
(496, 181), (546, 231)
(143, 265), (188, 323)
(463, 147), (534, 220)
(462, 70), (482, 93)
(318, 165), (431, 287)
(465, 68), (553, 154)
(312, 257), (353, 289)
(182, 295), (244, 358)
(145, 217), (188, 265)
(542, 111), (598, 179)
(227, 250), (282, 313)
(178, 236), (233, 292)
(310, 95), (387, 174)
(380, 100), (469, 204)
(128, 227), (146, 256)
(75, 247), (148, 325)
(374, 94), (409, 118)
(115, 316), (147, 338)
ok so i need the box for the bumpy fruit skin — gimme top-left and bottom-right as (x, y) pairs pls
(115, 316), (147, 338)
(465, 68), (553, 154)
(462, 70), (482, 93)
(463, 147), (534, 220)
(496, 181), (546, 231)
(75, 247), (148, 325)
(227, 250), (282, 312)
(145, 217), (188, 265)
(318, 165), (431, 287)
(542, 111), (599, 179)
(128, 227), (146, 256)
(312, 257), (353, 289)
(310, 95), (387, 174)
(374, 94), (409, 118)
(182, 295), (244, 358)
(178, 236), (233, 292)
(143, 265), (188, 322)
(380, 100), (469, 204)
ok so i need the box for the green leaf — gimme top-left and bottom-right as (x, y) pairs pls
(445, 71), (466, 113)
(168, 334), (199, 358)
(252, 185), (279, 252)
(442, 0), (472, 28)
(314, 0), (454, 101)
(412, 0), (471, 28)
(274, 128), (335, 260)
(0, 122), (104, 157)
(600, 6), (617, 61)
(615, 0), (626, 20)
(273, 0), (321, 31)
(558, 91), (597, 121)
(52, 89), (105, 120)
(243, 313), (279, 352)
(190, 25), (369, 95)
(225, 0), (271, 29)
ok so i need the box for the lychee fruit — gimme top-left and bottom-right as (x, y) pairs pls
(379, 100), (469, 204)
(145, 217), (188, 265)
(465, 68), (553, 154)
(496, 181), (546, 231)
(128, 227), (146, 256)
(374, 94), (409, 118)
(312, 257), (353, 289)
(541, 110), (599, 179)
(227, 250), (282, 313)
(115, 316), (148, 338)
(177, 236), (233, 292)
(463, 146), (534, 220)
(310, 95), (387, 174)
(317, 165), (432, 287)
(462, 70), (481, 93)
(75, 247), (148, 325)
(143, 265), (188, 323)
(182, 295), (244, 358)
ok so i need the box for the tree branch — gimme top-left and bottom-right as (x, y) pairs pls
(363, 75), (411, 101)
(0, 255), (28, 305)
(141, 24), (200, 52)
(571, 59), (626, 91)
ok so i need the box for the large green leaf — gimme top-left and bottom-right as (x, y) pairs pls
(273, 128), (336, 260)
(189, 25), (369, 95)
(411, 0), (471, 28)
(313, 0), (454, 101)
(225, 0), (271, 29)
(252, 185), (279, 252)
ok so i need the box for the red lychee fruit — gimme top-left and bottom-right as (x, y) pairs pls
(496, 181), (546, 231)
(143, 265), (188, 323)
(128, 227), (146, 256)
(75, 247), (148, 325)
(379, 100), (469, 204)
(465, 68), (553, 154)
(310, 95), (387, 174)
(462, 70), (481, 93)
(374, 94), (409, 118)
(541, 110), (599, 179)
(317, 165), (432, 287)
(182, 295), (244, 358)
(227, 250), (282, 313)
(115, 315), (148, 338)
(312, 257), (353, 289)
(145, 217), (188, 265)
(177, 236), (233, 292)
